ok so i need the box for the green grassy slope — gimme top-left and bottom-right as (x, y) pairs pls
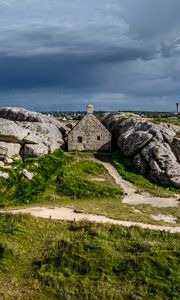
(0, 214), (179, 300)
(0, 150), (179, 225)
(151, 116), (180, 127)
(0, 150), (123, 207)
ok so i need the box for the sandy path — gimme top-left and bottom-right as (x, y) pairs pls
(0, 158), (179, 234)
(0, 207), (179, 233)
(93, 159), (179, 207)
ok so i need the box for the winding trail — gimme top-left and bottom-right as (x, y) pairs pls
(0, 159), (179, 234)
(93, 159), (179, 207)
(0, 207), (180, 233)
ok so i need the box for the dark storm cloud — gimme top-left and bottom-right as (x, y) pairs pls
(0, 0), (180, 111)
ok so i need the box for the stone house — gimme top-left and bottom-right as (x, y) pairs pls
(67, 105), (111, 151)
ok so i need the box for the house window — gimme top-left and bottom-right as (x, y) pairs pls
(78, 136), (83, 143)
(97, 136), (101, 141)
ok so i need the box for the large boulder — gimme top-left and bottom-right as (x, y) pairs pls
(103, 113), (180, 188)
(0, 141), (21, 160)
(0, 118), (29, 143)
(20, 122), (64, 153)
(0, 107), (69, 162)
(118, 131), (153, 157)
(23, 143), (49, 159)
(0, 107), (69, 134)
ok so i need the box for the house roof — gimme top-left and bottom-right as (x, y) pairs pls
(68, 112), (111, 137)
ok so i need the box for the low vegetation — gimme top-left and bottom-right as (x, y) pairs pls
(0, 214), (179, 300)
(0, 149), (123, 207)
(151, 116), (180, 127)
(0, 150), (179, 225)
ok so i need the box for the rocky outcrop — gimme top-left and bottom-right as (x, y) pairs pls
(0, 107), (70, 163)
(23, 143), (49, 159)
(103, 113), (180, 188)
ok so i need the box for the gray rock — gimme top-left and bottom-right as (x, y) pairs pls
(0, 141), (21, 160)
(141, 140), (157, 162)
(163, 133), (174, 144)
(0, 118), (29, 143)
(149, 159), (170, 185)
(21, 122), (64, 151)
(0, 107), (69, 161)
(0, 161), (5, 167)
(0, 171), (9, 180)
(22, 143), (49, 159)
(133, 153), (148, 174)
(171, 137), (180, 161)
(118, 131), (153, 157)
(0, 107), (69, 134)
(23, 132), (42, 144)
(20, 169), (34, 180)
(4, 157), (14, 164)
(103, 113), (180, 188)
(153, 142), (178, 171)
(170, 176), (180, 188)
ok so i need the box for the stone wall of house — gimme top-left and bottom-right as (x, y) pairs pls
(68, 114), (111, 151)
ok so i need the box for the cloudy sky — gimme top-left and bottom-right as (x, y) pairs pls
(0, 0), (180, 111)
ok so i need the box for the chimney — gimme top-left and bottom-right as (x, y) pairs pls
(86, 104), (93, 114)
(176, 102), (179, 113)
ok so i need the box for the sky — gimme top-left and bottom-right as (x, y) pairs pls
(0, 0), (180, 111)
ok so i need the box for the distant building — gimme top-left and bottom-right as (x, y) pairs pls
(176, 103), (179, 113)
(67, 104), (111, 151)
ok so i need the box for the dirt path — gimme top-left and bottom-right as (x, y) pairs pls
(93, 159), (179, 207)
(0, 207), (179, 233)
(0, 158), (179, 234)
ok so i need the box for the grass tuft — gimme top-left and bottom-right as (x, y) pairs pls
(0, 215), (179, 299)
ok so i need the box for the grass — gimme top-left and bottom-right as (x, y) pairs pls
(0, 149), (123, 207)
(0, 213), (179, 299)
(151, 116), (180, 127)
(0, 150), (179, 226)
(112, 150), (179, 197)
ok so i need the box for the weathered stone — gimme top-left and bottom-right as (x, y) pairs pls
(21, 122), (64, 151)
(0, 107), (69, 161)
(0, 141), (21, 160)
(0, 171), (9, 180)
(149, 159), (170, 185)
(0, 118), (29, 143)
(141, 140), (156, 162)
(163, 133), (174, 144)
(20, 169), (34, 180)
(0, 107), (69, 134)
(153, 142), (178, 170)
(22, 143), (49, 159)
(0, 161), (5, 167)
(23, 132), (42, 144)
(170, 176), (180, 188)
(4, 158), (14, 164)
(149, 129), (164, 142)
(171, 137), (180, 161)
(118, 131), (153, 157)
(102, 113), (180, 188)
(133, 153), (148, 175)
